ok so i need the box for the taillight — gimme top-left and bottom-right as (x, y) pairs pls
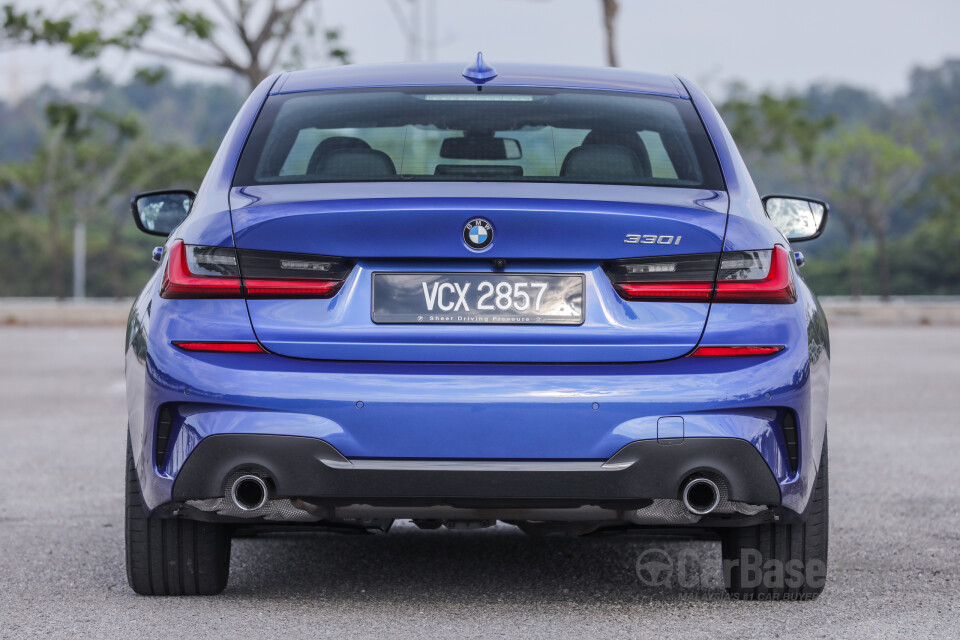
(714, 246), (796, 304)
(161, 240), (351, 299)
(238, 249), (351, 298)
(605, 246), (796, 304)
(161, 241), (243, 298)
(605, 253), (718, 302)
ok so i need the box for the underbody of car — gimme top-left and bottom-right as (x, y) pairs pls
(124, 56), (830, 598)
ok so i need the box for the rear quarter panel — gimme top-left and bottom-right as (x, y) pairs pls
(685, 76), (831, 504)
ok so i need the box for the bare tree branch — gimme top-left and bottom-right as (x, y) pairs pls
(601, 0), (619, 67)
(385, 0), (413, 37)
(210, 0), (237, 25)
(4, 0), (344, 88)
(136, 44), (239, 72)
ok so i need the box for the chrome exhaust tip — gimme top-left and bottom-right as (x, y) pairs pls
(230, 474), (269, 511)
(681, 477), (720, 515)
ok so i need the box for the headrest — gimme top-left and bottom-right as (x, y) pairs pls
(559, 144), (645, 182)
(311, 148), (397, 179)
(307, 136), (372, 174)
(582, 130), (652, 176)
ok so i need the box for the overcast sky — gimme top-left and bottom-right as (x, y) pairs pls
(2, 0), (959, 101)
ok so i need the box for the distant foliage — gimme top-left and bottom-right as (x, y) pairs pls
(0, 74), (218, 297)
(720, 60), (960, 297)
(0, 72), (242, 162)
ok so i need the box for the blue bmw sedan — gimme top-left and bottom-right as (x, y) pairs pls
(125, 55), (830, 599)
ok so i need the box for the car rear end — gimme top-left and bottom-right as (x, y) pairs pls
(124, 65), (829, 598)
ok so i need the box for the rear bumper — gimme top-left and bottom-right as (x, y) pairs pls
(172, 434), (781, 507)
(127, 296), (828, 519)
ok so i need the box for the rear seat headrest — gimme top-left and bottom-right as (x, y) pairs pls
(311, 148), (397, 179)
(559, 144), (645, 182)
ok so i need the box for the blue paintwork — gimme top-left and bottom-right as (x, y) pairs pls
(170, 73), (281, 247)
(462, 52), (497, 83)
(247, 261), (712, 362)
(231, 188), (727, 362)
(274, 62), (689, 98)
(678, 76), (786, 251)
(229, 187), (727, 258)
(125, 62), (830, 520)
(132, 293), (815, 513)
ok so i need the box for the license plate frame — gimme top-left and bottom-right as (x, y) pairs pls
(371, 272), (585, 325)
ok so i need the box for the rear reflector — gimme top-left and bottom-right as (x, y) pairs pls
(173, 341), (267, 353)
(690, 346), (784, 357)
(605, 246), (796, 304)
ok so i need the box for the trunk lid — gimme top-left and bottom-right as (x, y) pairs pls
(230, 183), (727, 363)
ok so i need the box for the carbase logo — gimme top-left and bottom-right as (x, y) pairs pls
(635, 546), (826, 600)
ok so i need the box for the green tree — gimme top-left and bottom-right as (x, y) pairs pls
(1, 3), (148, 55)
(897, 166), (960, 294)
(722, 91), (836, 185)
(2, 0), (350, 89)
(819, 128), (921, 299)
(0, 105), (211, 297)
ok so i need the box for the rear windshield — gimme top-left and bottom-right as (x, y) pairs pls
(234, 86), (724, 190)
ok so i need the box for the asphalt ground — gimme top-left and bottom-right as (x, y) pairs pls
(1, 325), (958, 638)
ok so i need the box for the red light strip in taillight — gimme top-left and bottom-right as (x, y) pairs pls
(161, 240), (243, 299)
(612, 246), (797, 304)
(172, 341), (267, 353)
(161, 240), (347, 299)
(614, 282), (713, 301)
(714, 246), (796, 304)
(243, 278), (344, 298)
(690, 346), (784, 357)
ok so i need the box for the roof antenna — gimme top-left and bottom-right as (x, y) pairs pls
(462, 52), (497, 84)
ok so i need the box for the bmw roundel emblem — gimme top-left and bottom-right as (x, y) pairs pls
(463, 218), (493, 250)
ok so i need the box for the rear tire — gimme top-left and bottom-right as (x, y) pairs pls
(722, 433), (828, 600)
(125, 435), (231, 595)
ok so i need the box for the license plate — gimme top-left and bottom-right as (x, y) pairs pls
(372, 273), (584, 325)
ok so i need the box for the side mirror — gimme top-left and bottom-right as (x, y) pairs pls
(130, 189), (195, 237)
(762, 195), (829, 242)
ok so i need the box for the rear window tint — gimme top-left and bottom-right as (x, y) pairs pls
(235, 87), (724, 190)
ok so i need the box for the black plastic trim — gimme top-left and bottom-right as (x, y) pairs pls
(154, 406), (174, 470)
(781, 410), (800, 473)
(172, 435), (781, 508)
